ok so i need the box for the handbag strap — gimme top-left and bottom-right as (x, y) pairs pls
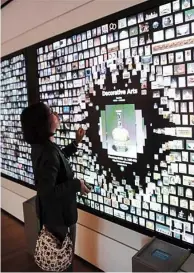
(38, 195), (43, 231)
(34, 149), (44, 231)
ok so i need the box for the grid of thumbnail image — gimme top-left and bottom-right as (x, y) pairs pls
(0, 54), (34, 185)
(37, 0), (194, 246)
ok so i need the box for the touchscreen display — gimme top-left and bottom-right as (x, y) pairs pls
(36, 0), (193, 247)
(0, 54), (34, 185)
(152, 249), (171, 261)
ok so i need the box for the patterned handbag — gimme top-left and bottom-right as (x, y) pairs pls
(34, 195), (73, 271)
(34, 225), (73, 272)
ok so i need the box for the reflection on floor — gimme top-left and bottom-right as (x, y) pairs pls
(1, 210), (102, 272)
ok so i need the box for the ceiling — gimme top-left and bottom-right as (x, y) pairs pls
(1, 0), (14, 8)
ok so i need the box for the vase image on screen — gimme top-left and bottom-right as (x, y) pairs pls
(99, 104), (147, 162)
(100, 104), (141, 158)
(112, 110), (130, 152)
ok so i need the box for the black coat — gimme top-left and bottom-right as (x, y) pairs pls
(31, 140), (81, 227)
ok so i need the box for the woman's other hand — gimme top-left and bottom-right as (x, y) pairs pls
(80, 180), (90, 195)
(76, 128), (85, 144)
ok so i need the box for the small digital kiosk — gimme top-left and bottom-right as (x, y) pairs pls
(132, 237), (191, 272)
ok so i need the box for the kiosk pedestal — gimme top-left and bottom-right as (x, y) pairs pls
(132, 237), (190, 272)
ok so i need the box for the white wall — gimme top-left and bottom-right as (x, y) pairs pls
(1, 0), (151, 271)
(1, 0), (147, 56)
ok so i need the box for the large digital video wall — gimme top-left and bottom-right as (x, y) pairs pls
(0, 54), (34, 184)
(1, 0), (194, 248)
(37, 0), (194, 247)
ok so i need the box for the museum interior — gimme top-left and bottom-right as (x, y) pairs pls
(1, 0), (194, 271)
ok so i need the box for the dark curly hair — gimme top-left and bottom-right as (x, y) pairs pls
(21, 102), (53, 144)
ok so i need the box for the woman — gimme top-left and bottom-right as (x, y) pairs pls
(21, 102), (90, 271)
